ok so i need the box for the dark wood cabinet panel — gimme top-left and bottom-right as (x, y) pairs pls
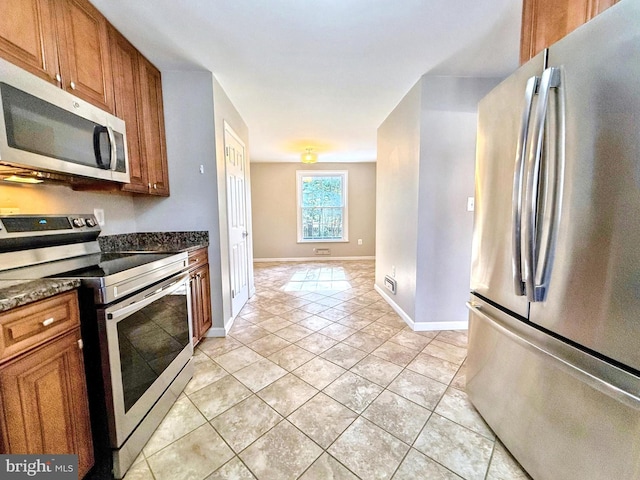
(0, 0), (59, 84)
(189, 248), (212, 345)
(110, 28), (149, 194)
(138, 56), (170, 196)
(55, 0), (114, 112)
(520, 0), (619, 64)
(0, 0), (114, 111)
(0, 293), (93, 479)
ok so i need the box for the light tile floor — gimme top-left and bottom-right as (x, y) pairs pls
(124, 261), (531, 480)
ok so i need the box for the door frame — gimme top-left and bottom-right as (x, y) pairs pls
(223, 121), (252, 319)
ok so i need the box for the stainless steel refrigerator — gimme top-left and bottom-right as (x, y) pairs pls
(468, 1), (640, 479)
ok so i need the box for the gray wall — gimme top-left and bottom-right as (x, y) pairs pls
(376, 83), (421, 320)
(376, 75), (501, 330)
(250, 162), (376, 260)
(212, 76), (254, 321)
(135, 70), (252, 333)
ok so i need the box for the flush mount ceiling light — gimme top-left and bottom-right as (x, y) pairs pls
(301, 147), (318, 164)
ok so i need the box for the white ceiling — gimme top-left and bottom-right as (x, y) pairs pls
(91, 1), (522, 163)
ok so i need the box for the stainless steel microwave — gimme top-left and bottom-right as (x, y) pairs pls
(0, 58), (129, 183)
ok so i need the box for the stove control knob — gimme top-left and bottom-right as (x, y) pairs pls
(72, 218), (85, 228)
(85, 218), (97, 228)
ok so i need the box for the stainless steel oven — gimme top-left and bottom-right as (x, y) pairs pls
(0, 214), (193, 479)
(100, 272), (192, 448)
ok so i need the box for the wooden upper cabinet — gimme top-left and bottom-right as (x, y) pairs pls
(0, 0), (114, 112)
(0, 0), (60, 84)
(54, 0), (114, 112)
(110, 27), (148, 194)
(520, 0), (619, 64)
(138, 56), (169, 196)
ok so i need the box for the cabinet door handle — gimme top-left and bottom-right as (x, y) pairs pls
(55, 73), (62, 83)
(78, 339), (84, 350)
(42, 317), (55, 327)
(153, 183), (157, 189)
(70, 81), (76, 90)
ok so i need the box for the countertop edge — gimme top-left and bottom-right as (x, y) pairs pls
(0, 279), (81, 313)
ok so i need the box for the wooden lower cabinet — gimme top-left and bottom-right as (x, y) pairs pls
(0, 292), (94, 478)
(189, 248), (212, 345)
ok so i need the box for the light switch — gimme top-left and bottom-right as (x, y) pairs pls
(467, 197), (475, 212)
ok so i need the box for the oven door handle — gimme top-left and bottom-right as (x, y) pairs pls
(107, 274), (188, 321)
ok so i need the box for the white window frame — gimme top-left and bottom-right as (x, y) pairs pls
(296, 170), (349, 243)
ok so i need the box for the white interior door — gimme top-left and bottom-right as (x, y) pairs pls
(224, 123), (250, 317)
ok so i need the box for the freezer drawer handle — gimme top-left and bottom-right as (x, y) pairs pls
(523, 67), (561, 302)
(467, 301), (640, 410)
(512, 75), (539, 296)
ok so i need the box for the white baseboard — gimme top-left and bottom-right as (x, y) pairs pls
(205, 327), (227, 338)
(374, 284), (468, 332)
(413, 320), (468, 331)
(374, 284), (413, 328)
(254, 256), (375, 262)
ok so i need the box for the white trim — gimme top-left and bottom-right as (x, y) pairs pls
(374, 284), (468, 331)
(413, 320), (468, 331)
(254, 256), (375, 262)
(296, 170), (349, 242)
(374, 284), (413, 327)
(205, 327), (227, 338)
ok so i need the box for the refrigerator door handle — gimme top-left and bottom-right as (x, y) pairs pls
(512, 75), (539, 296)
(524, 67), (561, 302)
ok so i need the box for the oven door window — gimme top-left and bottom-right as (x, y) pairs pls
(116, 286), (190, 412)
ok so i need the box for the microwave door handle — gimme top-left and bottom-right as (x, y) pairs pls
(106, 125), (117, 171)
(523, 67), (561, 302)
(512, 75), (539, 296)
(93, 126), (109, 168)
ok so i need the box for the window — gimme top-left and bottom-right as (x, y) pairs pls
(296, 170), (348, 242)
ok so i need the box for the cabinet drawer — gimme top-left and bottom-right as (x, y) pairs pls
(0, 291), (80, 363)
(188, 248), (209, 270)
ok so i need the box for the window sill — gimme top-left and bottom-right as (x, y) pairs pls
(297, 238), (349, 244)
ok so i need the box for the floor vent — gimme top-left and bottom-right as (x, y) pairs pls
(314, 248), (331, 256)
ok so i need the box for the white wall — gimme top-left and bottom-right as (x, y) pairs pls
(376, 75), (501, 330)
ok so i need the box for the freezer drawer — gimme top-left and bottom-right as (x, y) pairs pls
(466, 297), (640, 480)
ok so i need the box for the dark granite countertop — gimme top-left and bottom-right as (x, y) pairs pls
(0, 279), (81, 313)
(99, 231), (209, 254)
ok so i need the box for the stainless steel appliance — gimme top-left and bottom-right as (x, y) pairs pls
(0, 214), (193, 479)
(469, 2), (640, 479)
(0, 57), (129, 183)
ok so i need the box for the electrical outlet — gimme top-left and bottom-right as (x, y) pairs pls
(199, 165), (204, 174)
(357, 239), (363, 245)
